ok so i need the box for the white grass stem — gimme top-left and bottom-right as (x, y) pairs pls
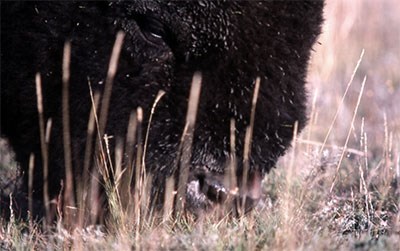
(320, 49), (365, 154)
(330, 76), (367, 193)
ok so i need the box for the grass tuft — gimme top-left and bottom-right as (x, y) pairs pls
(1, 0), (400, 249)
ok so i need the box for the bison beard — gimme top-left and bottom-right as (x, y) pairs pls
(1, 1), (324, 222)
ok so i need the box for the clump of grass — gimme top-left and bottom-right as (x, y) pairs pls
(1, 0), (400, 250)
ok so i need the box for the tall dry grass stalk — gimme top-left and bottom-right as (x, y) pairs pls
(239, 77), (261, 216)
(175, 72), (202, 214)
(330, 76), (367, 192)
(62, 40), (75, 227)
(34, 73), (51, 225)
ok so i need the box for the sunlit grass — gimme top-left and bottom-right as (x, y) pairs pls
(1, 0), (399, 250)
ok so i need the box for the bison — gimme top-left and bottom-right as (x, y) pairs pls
(1, 1), (324, 222)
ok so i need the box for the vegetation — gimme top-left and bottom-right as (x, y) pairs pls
(1, 1), (399, 250)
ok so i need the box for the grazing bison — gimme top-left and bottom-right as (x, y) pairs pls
(1, 1), (324, 221)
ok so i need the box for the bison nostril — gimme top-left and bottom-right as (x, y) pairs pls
(195, 171), (228, 204)
(188, 167), (230, 204)
(202, 180), (228, 204)
(185, 168), (229, 213)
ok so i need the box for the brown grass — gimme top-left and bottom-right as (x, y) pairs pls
(1, 0), (399, 250)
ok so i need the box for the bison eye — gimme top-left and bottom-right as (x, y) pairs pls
(136, 15), (166, 44)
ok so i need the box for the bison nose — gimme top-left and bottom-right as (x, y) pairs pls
(188, 167), (262, 215)
(197, 172), (228, 204)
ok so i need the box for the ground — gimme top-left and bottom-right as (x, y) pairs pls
(1, 0), (399, 250)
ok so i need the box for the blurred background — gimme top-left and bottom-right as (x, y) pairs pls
(272, 1), (400, 245)
(306, 0), (399, 155)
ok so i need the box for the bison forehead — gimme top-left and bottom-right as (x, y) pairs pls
(117, 1), (323, 69)
(121, 0), (237, 56)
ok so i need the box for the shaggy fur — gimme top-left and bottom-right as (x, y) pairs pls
(1, 1), (324, 219)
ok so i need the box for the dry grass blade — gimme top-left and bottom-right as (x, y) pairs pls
(86, 79), (103, 224)
(163, 176), (176, 222)
(35, 73), (50, 225)
(330, 76), (367, 193)
(225, 119), (237, 212)
(79, 88), (100, 226)
(175, 72), (202, 214)
(117, 110), (138, 215)
(83, 88), (100, 184)
(134, 107), (143, 229)
(28, 154), (34, 227)
(297, 138), (365, 156)
(62, 41), (75, 225)
(98, 31), (125, 137)
(143, 90), (166, 168)
(319, 49), (365, 155)
(240, 77), (260, 214)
